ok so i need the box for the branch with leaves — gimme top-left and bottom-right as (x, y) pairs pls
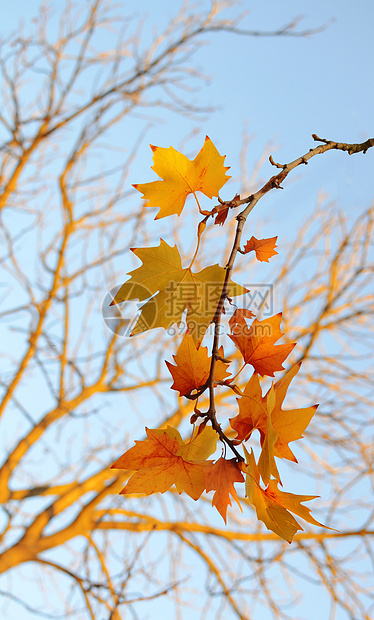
(111, 134), (374, 541)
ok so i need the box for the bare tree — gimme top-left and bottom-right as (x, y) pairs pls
(0, 2), (373, 619)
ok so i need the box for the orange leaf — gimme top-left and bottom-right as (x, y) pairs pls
(205, 457), (244, 523)
(244, 447), (334, 543)
(243, 236), (278, 262)
(228, 308), (255, 333)
(229, 313), (295, 377)
(257, 385), (281, 485)
(230, 375), (279, 485)
(112, 426), (218, 501)
(229, 372), (266, 442)
(166, 333), (230, 396)
(133, 136), (230, 219)
(230, 365), (318, 465)
(269, 363), (318, 462)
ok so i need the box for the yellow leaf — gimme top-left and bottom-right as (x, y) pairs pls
(133, 136), (231, 219)
(112, 239), (247, 344)
(181, 425), (218, 461)
(243, 447), (333, 543)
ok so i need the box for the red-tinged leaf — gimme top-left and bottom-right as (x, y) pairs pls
(214, 205), (230, 225)
(205, 457), (244, 523)
(228, 308), (255, 332)
(112, 426), (217, 501)
(229, 313), (295, 377)
(166, 333), (230, 396)
(229, 372), (265, 442)
(243, 236), (278, 262)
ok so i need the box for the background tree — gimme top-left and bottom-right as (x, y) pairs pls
(0, 1), (373, 619)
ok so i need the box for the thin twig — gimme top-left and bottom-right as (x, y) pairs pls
(203, 135), (374, 458)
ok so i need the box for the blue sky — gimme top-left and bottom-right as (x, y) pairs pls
(4, 0), (373, 217)
(0, 1), (373, 619)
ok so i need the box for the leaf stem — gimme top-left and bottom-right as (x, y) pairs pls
(187, 214), (208, 269)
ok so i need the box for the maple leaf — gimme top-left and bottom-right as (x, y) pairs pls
(166, 333), (230, 396)
(111, 239), (247, 344)
(133, 136), (231, 219)
(243, 236), (278, 262)
(244, 447), (332, 543)
(229, 312), (295, 377)
(229, 372), (265, 442)
(229, 375), (279, 485)
(180, 424), (218, 461)
(257, 385), (280, 485)
(228, 307), (255, 333)
(112, 425), (217, 501)
(269, 363), (318, 462)
(230, 364), (318, 464)
(205, 457), (244, 523)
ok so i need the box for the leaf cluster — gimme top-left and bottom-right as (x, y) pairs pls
(111, 137), (332, 542)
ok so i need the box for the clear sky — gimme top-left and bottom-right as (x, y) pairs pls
(0, 1), (373, 619)
(4, 0), (373, 219)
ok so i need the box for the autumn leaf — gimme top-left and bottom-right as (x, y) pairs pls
(133, 136), (231, 219)
(269, 363), (318, 462)
(111, 239), (247, 343)
(229, 312), (295, 377)
(213, 193), (241, 226)
(204, 457), (244, 523)
(230, 365), (317, 464)
(166, 332), (230, 396)
(112, 425), (217, 501)
(180, 424), (218, 461)
(229, 375), (279, 485)
(228, 307), (255, 333)
(229, 372), (265, 442)
(257, 385), (280, 485)
(243, 236), (278, 262)
(243, 447), (332, 543)
(214, 204), (230, 226)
